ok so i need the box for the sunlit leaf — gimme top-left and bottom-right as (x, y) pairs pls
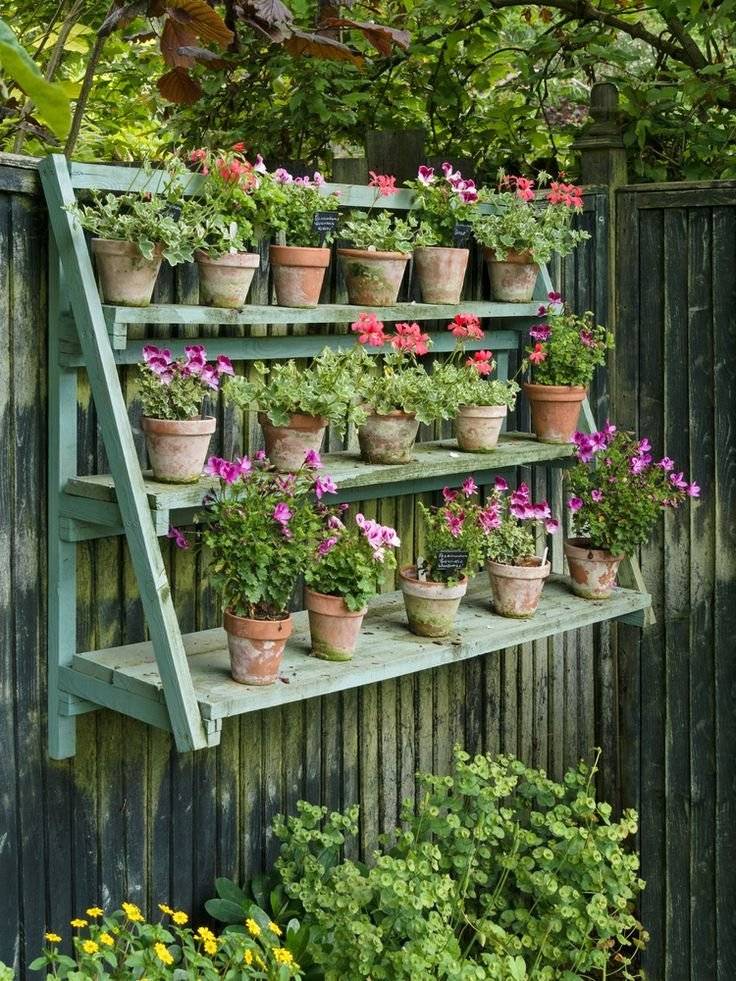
(165, 0), (234, 47)
(0, 18), (71, 137)
(284, 29), (364, 66)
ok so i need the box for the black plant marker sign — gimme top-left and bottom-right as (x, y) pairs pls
(436, 549), (469, 572)
(313, 210), (340, 243)
(453, 221), (473, 247)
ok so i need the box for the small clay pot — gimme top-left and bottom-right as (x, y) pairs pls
(357, 409), (419, 464)
(564, 538), (625, 600)
(456, 404), (507, 452)
(141, 415), (216, 483)
(399, 565), (468, 637)
(196, 250), (259, 308)
(92, 238), (162, 306)
(413, 246), (469, 303)
(224, 609), (293, 685)
(337, 248), (411, 305)
(486, 556), (551, 618)
(523, 382), (587, 444)
(258, 411), (328, 472)
(270, 245), (330, 308)
(483, 247), (539, 303)
(305, 588), (367, 661)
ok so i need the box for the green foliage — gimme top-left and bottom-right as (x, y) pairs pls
(264, 173), (340, 248)
(0, 18), (70, 138)
(0, 963), (13, 980)
(341, 210), (416, 253)
(136, 344), (232, 421)
(525, 302), (614, 388)
(358, 356), (453, 424)
(406, 165), (479, 247)
(273, 749), (647, 980)
(432, 361), (519, 412)
(418, 485), (485, 584)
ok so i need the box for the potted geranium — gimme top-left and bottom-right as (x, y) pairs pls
(305, 501), (400, 660)
(406, 162), (479, 303)
(522, 295), (614, 444)
(565, 425), (699, 598)
(338, 172), (415, 305)
(476, 477), (559, 617)
(138, 344), (233, 482)
(224, 349), (363, 471)
(400, 479), (483, 636)
(471, 173), (589, 302)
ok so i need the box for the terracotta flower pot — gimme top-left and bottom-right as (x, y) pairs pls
(92, 238), (162, 306)
(523, 382), (587, 444)
(456, 404), (507, 452)
(399, 566), (468, 637)
(564, 538), (625, 600)
(270, 245), (330, 308)
(258, 411), (328, 472)
(357, 409), (419, 464)
(486, 556), (551, 618)
(196, 250), (259, 308)
(483, 247), (539, 302)
(414, 246), (469, 303)
(224, 609), (293, 685)
(337, 248), (411, 305)
(141, 415), (216, 483)
(305, 588), (367, 662)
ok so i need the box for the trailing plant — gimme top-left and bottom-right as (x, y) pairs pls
(407, 162), (479, 247)
(433, 313), (519, 411)
(417, 479), (486, 584)
(266, 168), (340, 248)
(524, 295), (614, 387)
(567, 425), (700, 556)
(475, 477), (558, 565)
(305, 509), (400, 611)
(272, 748), (647, 980)
(472, 172), (589, 264)
(137, 344), (234, 421)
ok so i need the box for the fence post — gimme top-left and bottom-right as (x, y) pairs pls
(573, 82), (627, 188)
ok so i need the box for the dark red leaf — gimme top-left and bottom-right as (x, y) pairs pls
(177, 44), (230, 68)
(157, 66), (203, 104)
(250, 0), (293, 25)
(284, 29), (364, 66)
(161, 19), (197, 66)
(165, 0), (234, 47)
(319, 17), (410, 55)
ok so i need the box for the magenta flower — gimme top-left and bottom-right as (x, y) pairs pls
(441, 161), (460, 182)
(494, 476), (509, 492)
(478, 507), (501, 532)
(143, 344), (171, 364)
(545, 518), (560, 534)
(532, 501), (551, 519)
(317, 537), (338, 557)
(509, 501), (533, 520)
(579, 329), (595, 348)
(235, 455), (252, 476)
(568, 496), (583, 512)
(273, 502), (292, 527)
(601, 420), (617, 442)
(529, 323), (551, 341)
(215, 355), (234, 377)
(185, 344), (206, 362)
(274, 167), (293, 184)
(548, 291), (562, 302)
(462, 476), (478, 497)
(629, 456), (650, 476)
(167, 527), (189, 550)
(669, 471), (688, 491)
(327, 514), (345, 531)
(304, 449), (322, 469)
(255, 449), (266, 461)
(687, 481), (701, 498)
(442, 487), (458, 503)
(591, 489), (604, 503)
(657, 457), (674, 472)
(417, 165), (435, 185)
(637, 437), (652, 455)
(537, 305), (549, 317)
(200, 365), (220, 390)
(204, 456), (231, 480)
(254, 154), (267, 174)
(314, 475), (338, 499)
(445, 512), (465, 538)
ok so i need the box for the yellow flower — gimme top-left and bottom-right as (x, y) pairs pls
(268, 921), (282, 937)
(99, 933), (114, 947)
(121, 902), (144, 923)
(172, 911), (188, 926)
(196, 926), (215, 942)
(82, 940), (99, 955)
(273, 948), (294, 966)
(158, 903), (174, 916)
(44, 932), (62, 944)
(243, 949), (253, 965)
(70, 919), (88, 929)
(245, 918), (261, 937)
(204, 938), (218, 956)
(154, 942), (174, 966)
(85, 907), (104, 918)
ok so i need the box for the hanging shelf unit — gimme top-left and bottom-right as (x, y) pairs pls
(40, 154), (652, 759)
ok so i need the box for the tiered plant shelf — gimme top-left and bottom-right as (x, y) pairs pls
(41, 154), (651, 759)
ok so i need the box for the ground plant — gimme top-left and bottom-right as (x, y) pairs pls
(525, 296), (614, 388)
(137, 344), (234, 420)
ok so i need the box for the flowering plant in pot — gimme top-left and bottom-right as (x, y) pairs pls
(304, 502), (400, 661)
(522, 295), (614, 444)
(565, 425), (699, 598)
(406, 162), (479, 303)
(338, 172), (415, 305)
(138, 344), (233, 483)
(400, 478), (483, 637)
(225, 348), (364, 471)
(471, 172), (589, 301)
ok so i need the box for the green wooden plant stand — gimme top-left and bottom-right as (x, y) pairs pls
(40, 154), (652, 759)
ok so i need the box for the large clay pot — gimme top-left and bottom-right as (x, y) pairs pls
(196, 250), (259, 308)
(224, 609), (293, 685)
(357, 409), (419, 464)
(305, 588), (367, 661)
(399, 566), (468, 638)
(92, 238), (162, 306)
(270, 245), (330, 308)
(564, 538), (625, 600)
(141, 415), (216, 483)
(486, 556), (550, 618)
(483, 247), (539, 302)
(337, 248), (410, 305)
(523, 382), (587, 444)
(414, 246), (469, 303)
(258, 411), (327, 472)
(456, 404), (507, 452)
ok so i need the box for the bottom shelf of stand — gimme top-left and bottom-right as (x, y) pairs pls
(61, 577), (650, 730)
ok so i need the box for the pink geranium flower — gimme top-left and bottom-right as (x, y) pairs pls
(462, 476), (478, 497)
(417, 165), (435, 185)
(391, 322), (430, 356)
(369, 171), (397, 196)
(466, 350), (494, 376)
(314, 475), (338, 499)
(444, 511), (465, 538)
(351, 312), (386, 347)
(449, 313), (483, 340)
(568, 496), (583, 512)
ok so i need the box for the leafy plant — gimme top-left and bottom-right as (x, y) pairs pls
(566, 425), (700, 557)
(0, 18), (70, 138)
(407, 162), (479, 247)
(475, 478), (558, 566)
(0, 962), (13, 981)
(418, 480), (486, 584)
(184, 145), (264, 253)
(524, 295), (614, 388)
(341, 210), (416, 253)
(433, 313), (519, 411)
(137, 344), (234, 421)
(263, 169), (340, 248)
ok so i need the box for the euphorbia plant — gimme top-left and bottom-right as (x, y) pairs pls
(524, 294), (614, 387)
(407, 162), (479, 246)
(138, 344), (234, 420)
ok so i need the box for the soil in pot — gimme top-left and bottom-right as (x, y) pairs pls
(270, 245), (330, 308)
(523, 382), (587, 444)
(483, 247), (539, 303)
(357, 410), (419, 464)
(456, 404), (507, 452)
(196, 250), (259, 308)
(305, 588), (367, 661)
(142, 415), (216, 483)
(399, 565), (468, 637)
(259, 412), (328, 472)
(337, 248), (410, 305)
(414, 246), (469, 304)
(92, 238), (162, 306)
(486, 556), (551, 618)
(564, 538), (625, 599)
(224, 609), (293, 685)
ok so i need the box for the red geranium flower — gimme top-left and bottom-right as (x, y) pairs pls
(368, 172), (397, 197)
(529, 343), (547, 364)
(449, 313), (483, 340)
(466, 350), (494, 376)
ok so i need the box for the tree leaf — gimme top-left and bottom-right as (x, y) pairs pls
(319, 18), (410, 55)
(98, 0), (149, 38)
(250, 0), (293, 25)
(161, 19), (196, 66)
(0, 18), (71, 137)
(177, 45), (229, 68)
(284, 29), (364, 66)
(165, 0), (234, 47)
(156, 66), (202, 103)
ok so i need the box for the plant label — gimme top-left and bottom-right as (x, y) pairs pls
(313, 210), (340, 242)
(453, 221), (473, 247)
(436, 549), (469, 572)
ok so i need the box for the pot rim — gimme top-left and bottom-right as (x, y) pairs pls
(399, 564), (468, 595)
(457, 403), (508, 417)
(269, 244), (331, 267)
(258, 410), (329, 430)
(141, 415), (217, 435)
(195, 250), (260, 268)
(92, 237), (162, 258)
(304, 587), (368, 617)
(414, 245), (470, 256)
(337, 247), (412, 261)
(224, 608), (294, 639)
(360, 407), (417, 421)
(523, 382), (588, 397)
(486, 557), (551, 580)
(482, 246), (536, 265)
(564, 537), (625, 562)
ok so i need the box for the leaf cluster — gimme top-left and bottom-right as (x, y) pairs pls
(268, 180), (341, 248)
(406, 181), (478, 248)
(431, 361), (519, 411)
(527, 307), (613, 388)
(341, 210), (416, 253)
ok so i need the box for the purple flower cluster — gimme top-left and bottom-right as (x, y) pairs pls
(204, 455), (252, 484)
(415, 162), (479, 204)
(502, 481), (559, 533)
(142, 345), (234, 391)
(273, 168), (325, 187)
